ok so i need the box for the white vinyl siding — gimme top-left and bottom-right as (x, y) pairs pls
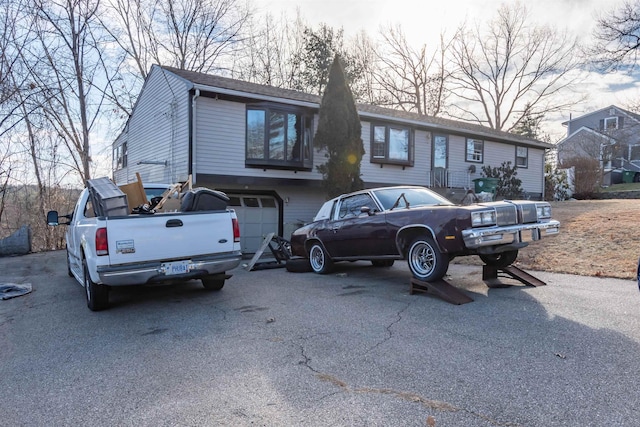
(360, 124), (430, 186)
(195, 97), (324, 182)
(478, 141), (544, 194)
(115, 67), (190, 185)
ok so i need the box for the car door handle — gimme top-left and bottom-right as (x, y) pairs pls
(166, 219), (183, 227)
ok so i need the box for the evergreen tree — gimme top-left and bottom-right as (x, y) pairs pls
(315, 54), (365, 198)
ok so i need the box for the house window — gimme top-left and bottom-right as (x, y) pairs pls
(604, 117), (618, 130)
(466, 138), (483, 163)
(246, 106), (313, 170)
(370, 123), (413, 166)
(113, 142), (127, 170)
(516, 146), (528, 168)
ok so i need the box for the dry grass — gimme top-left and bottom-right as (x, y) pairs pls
(455, 199), (640, 280)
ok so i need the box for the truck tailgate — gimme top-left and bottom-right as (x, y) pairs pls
(105, 211), (236, 265)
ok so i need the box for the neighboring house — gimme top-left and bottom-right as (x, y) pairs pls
(113, 65), (552, 254)
(556, 105), (640, 185)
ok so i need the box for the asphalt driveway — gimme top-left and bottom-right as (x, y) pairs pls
(1, 250), (638, 426)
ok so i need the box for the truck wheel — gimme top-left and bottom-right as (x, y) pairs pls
(479, 250), (518, 268)
(201, 276), (225, 291)
(83, 258), (109, 311)
(309, 243), (333, 274)
(371, 260), (394, 267)
(407, 237), (449, 282)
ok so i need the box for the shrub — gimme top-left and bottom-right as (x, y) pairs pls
(544, 163), (572, 201)
(481, 161), (524, 199)
(558, 156), (600, 199)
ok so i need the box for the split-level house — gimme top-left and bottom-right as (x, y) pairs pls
(556, 105), (640, 185)
(112, 65), (552, 254)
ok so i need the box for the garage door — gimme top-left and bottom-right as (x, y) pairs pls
(227, 195), (279, 254)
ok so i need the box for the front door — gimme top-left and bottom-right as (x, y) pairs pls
(432, 134), (448, 187)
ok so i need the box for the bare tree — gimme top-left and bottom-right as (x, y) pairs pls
(346, 30), (378, 104)
(22, 0), (113, 184)
(448, 3), (582, 132)
(103, 0), (249, 78)
(0, 147), (12, 226)
(230, 10), (306, 88)
(592, 0), (640, 71)
(0, 0), (38, 139)
(372, 24), (451, 116)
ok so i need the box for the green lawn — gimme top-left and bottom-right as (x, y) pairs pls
(601, 182), (640, 192)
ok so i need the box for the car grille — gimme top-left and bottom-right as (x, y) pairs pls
(495, 205), (518, 226)
(519, 203), (538, 223)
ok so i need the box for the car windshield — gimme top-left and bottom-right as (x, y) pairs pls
(373, 187), (454, 210)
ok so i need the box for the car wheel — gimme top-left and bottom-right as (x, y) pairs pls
(83, 258), (109, 311)
(407, 237), (449, 282)
(479, 250), (518, 268)
(201, 276), (225, 291)
(309, 243), (333, 274)
(371, 260), (395, 267)
(286, 257), (312, 273)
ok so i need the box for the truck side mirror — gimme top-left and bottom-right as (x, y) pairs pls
(47, 211), (59, 226)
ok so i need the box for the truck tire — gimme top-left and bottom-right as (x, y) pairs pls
(407, 237), (449, 282)
(83, 258), (109, 311)
(479, 250), (518, 268)
(309, 243), (333, 274)
(201, 276), (225, 291)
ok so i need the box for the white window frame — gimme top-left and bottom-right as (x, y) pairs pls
(516, 146), (528, 168)
(465, 138), (483, 163)
(604, 117), (618, 130)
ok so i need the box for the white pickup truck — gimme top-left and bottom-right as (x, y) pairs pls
(47, 181), (242, 311)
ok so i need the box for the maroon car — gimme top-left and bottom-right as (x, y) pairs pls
(289, 186), (560, 281)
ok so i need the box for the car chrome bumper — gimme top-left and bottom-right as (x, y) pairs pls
(96, 251), (243, 286)
(461, 220), (560, 249)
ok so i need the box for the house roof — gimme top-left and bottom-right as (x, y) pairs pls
(556, 126), (616, 147)
(158, 65), (553, 149)
(562, 105), (640, 127)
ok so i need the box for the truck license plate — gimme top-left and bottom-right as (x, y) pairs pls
(162, 261), (191, 275)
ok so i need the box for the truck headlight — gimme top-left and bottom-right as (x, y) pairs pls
(471, 210), (496, 226)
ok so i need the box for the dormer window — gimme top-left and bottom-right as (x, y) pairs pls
(604, 117), (618, 130)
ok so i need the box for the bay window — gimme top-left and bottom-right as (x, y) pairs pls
(246, 105), (313, 170)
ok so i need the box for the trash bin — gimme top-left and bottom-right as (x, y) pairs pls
(622, 170), (636, 184)
(473, 178), (499, 194)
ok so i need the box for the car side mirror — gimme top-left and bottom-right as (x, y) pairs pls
(360, 206), (374, 216)
(47, 210), (59, 226)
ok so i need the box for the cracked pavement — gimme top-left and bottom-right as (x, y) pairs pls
(1, 250), (639, 426)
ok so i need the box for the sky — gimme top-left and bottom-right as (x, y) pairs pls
(254, 0), (640, 141)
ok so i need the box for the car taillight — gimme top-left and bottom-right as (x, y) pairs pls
(96, 227), (109, 256)
(232, 218), (240, 243)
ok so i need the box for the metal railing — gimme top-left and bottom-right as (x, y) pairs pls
(430, 169), (472, 189)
